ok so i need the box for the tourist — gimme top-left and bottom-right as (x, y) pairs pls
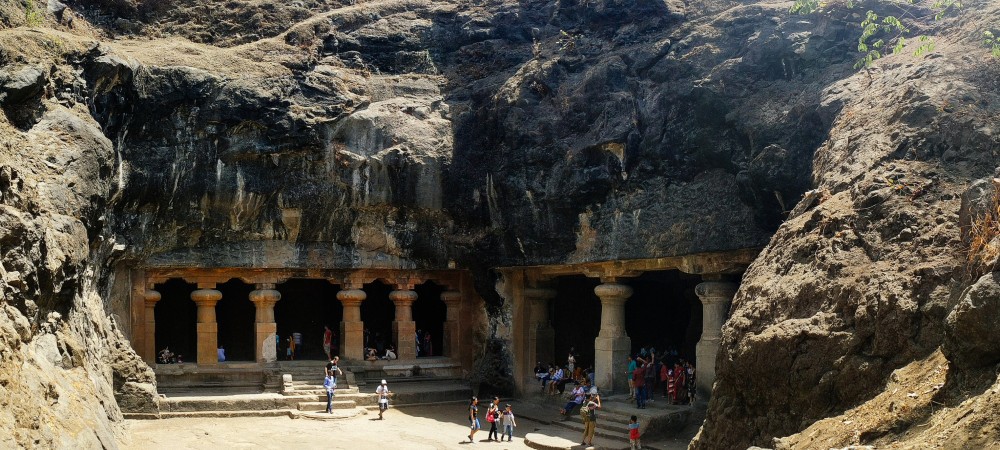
(560, 382), (586, 417)
(486, 396), (501, 441)
(669, 361), (686, 405)
(323, 373), (336, 414)
(467, 396), (480, 442)
(292, 331), (302, 358)
(626, 355), (637, 400)
(567, 350), (576, 374)
(660, 359), (670, 398)
(500, 404), (517, 442)
(383, 344), (397, 360)
(633, 358), (646, 409)
(644, 358), (656, 402)
(540, 366), (553, 390)
(325, 356), (343, 381)
(376, 379), (391, 420)
(286, 336), (296, 360)
(685, 361), (697, 404)
(534, 361), (547, 381)
(628, 415), (641, 449)
(580, 394), (601, 446)
(217, 345), (226, 362)
(547, 366), (564, 395)
(158, 347), (173, 364)
(423, 331), (433, 357)
(650, 356), (662, 400)
(322, 325), (333, 360)
(366, 347), (378, 361)
(415, 329), (423, 356)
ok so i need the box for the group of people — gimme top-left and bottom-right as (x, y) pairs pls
(321, 355), (392, 419)
(467, 396), (517, 442)
(627, 348), (696, 409)
(157, 347), (183, 364)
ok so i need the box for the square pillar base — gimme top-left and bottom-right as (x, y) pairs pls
(696, 337), (721, 398)
(594, 335), (630, 395)
(197, 322), (218, 366)
(341, 320), (364, 361)
(256, 322), (278, 363)
(393, 320), (416, 360)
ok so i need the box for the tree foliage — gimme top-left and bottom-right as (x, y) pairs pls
(790, 0), (970, 69)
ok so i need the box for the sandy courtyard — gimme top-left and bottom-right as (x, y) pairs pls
(123, 404), (559, 450)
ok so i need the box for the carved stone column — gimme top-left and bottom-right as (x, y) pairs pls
(695, 280), (737, 397)
(142, 289), (161, 365)
(391, 289), (418, 360)
(338, 289), (366, 361)
(441, 291), (462, 358)
(191, 287), (222, 366)
(524, 287), (557, 368)
(250, 285), (281, 364)
(594, 282), (632, 394)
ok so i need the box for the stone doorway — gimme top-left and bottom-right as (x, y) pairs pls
(624, 270), (702, 364)
(550, 275), (601, 371)
(413, 281), (445, 357)
(154, 278), (197, 363)
(361, 281), (394, 355)
(216, 279), (255, 362)
(274, 279), (342, 360)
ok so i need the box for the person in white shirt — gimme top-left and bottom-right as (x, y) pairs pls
(376, 379), (391, 420)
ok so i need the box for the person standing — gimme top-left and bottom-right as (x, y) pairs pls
(323, 325), (333, 360)
(376, 379), (391, 420)
(286, 336), (296, 360)
(633, 359), (646, 409)
(644, 358), (656, 403)
(626, 355), (637, 400)
(486, 396), (501, 441)
(628, 415), (642, 449)
(500, 404), (517, 442)
(323, 373), (336, 414)
(567, 350), (576, 375)
(467, 397), (480, 443)
(325, 356), (343, 382)
(580, 395), (601, 446)
(424, 331), (433, 357)
(292, 331), (302, 358)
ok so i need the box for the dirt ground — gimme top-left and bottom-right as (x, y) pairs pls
(124, 404), (561, 449)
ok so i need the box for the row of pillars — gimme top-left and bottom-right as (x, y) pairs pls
(141, 283), (463, 366)
(523, 280), (737, 396)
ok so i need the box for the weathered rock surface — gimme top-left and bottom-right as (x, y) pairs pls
(0, 0), (998, 448)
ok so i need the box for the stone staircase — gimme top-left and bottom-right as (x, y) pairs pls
(517, 393), (691, 443)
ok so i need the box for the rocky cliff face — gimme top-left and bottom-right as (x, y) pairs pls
(0, 0), (998, 447)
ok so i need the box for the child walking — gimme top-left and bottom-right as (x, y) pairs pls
(628, 415), (641, 449)
(500, 404), (517, 442)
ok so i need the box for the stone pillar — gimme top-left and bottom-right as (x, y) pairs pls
(593, 282), (632, 395)
(338, 289), (366, 361)
(250, 285), (281, 364)
(524, 287), (557, 368)
(142, 289), (161, 365)
(695, 280), (737, 398)
(192, 287), (222, 366)
(391, 289), (418, 360)
(441, 291), (462, 358)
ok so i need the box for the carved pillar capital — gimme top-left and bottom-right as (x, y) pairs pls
(695, 281), (738, 304)
(337, 289), (367, 307)
(143, 289), (161, 307)
(250, 289), (281, 323)
(390, 290), (417, 322)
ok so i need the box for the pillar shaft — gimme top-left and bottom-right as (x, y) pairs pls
(391, 289), (418, 360)
(191, 288), (222, 366)
(250, 288), (281, 364)
(441, 291), (461, 358)
(142, 290), (161, 365)
(695, 281), (737, 398)
(593, 283), (632, 395)
(338, 289), (366, 360)
(524, 288), (556, 368)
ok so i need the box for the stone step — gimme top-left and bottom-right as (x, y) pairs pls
(157, 410), (294, 419)
(295, 400), (357, 411)
(551, 417), (630, 440)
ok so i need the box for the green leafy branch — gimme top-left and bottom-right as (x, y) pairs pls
(985, 30), (1000, 58)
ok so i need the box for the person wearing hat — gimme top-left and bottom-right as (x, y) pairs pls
(376, 379), (391, 419)
(580, 393), (601, 446)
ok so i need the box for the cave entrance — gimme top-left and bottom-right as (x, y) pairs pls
(623, 270), (702, 366)
(216, 279), (255, 362)
(551, 275), (601, 371)
(274, 279), (342, 360)
(361, 281), (394, 355)
(154, 278), (197, 363)
(414, 281), (446, 357)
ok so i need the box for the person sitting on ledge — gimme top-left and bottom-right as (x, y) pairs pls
(366, 347), (379, 361)
(217, 345), (226, 362)
(383, 345), (397, 360)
